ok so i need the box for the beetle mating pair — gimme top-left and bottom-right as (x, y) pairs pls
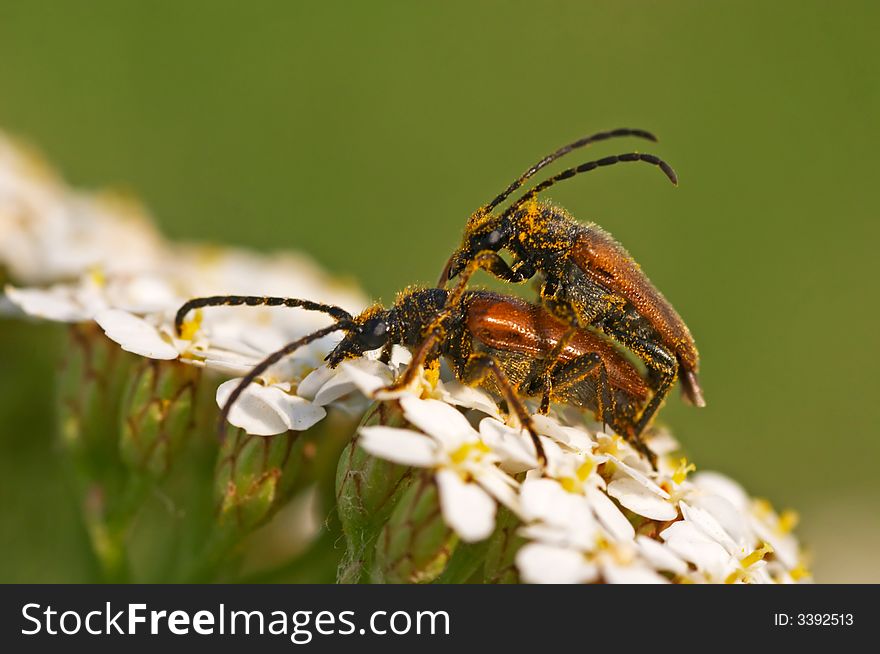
(175, 128), (703, 468)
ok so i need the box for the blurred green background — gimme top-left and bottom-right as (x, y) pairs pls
(1, 1), (877, 582)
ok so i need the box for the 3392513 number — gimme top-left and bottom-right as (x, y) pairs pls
(797, 614), (854, 626)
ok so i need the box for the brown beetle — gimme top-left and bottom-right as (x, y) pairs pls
(440, 128), (704, 439)
(175, 258), (654, 465)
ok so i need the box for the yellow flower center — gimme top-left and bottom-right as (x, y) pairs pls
(179, 309), (203, 341)
(88, 266), (106, 287)
(754, 499), (799, 534)
(752, 498), (773, 518)
(449, 441), (491, 466)
(424, 361), (440, 390)
(789, 563), (811, 581)
(778, 510), (799, 534)
(597, 434), (624, 459)
(672, 458), (696, 485)
(725, 542), (774, 583)
(557, 460), (595, 494)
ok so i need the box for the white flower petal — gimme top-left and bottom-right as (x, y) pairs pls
(607, 478), (679, 521)
(296, 365), (336, 400)
(199, 349), (263, 376)
(516, 543), (598, 584)
(216, 379), (326, 435)
(586, 485), (636, 541)
(384, 344), (412, 368)
(400, 396), (476, 447)
(106, 274), (177, 313)
(438, 381), (503, 419)
(531, 413), (595, 451)
(357, 426), (438, 468)
(474, 465), (521, 514)
(692, 471), (750, 510)
(635, 535), (689, 575)
(5, 284), (91, 322)
(602, 562), (669, 584)
(749, 516), (800, 570)
(680, 501), (739, 554)
(643, 429), (681, 456)
(608, 455), (670, 499)
(689, 493), (750, 547)
(520, 479), (574, 523)
(478, 418), (539, 473)
(96, 308), (179, 359)
(660, 520), (733, 578)
(334, 359), (394, 400)
(435, 468), (496, 542)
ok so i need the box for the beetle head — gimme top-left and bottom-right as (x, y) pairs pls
(442, 208), (509, 283)
(325, 305), (390, 366)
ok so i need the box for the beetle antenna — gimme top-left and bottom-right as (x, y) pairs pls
(483, 128), (658, 213)
(175, 295), (353, 336)
(217, 320), (357, 440)
(502, 152), (678, 220)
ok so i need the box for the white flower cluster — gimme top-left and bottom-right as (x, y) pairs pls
(1, 132), (369, 435)
(0, 132), (811, 584)
(353, 381), (809, 584)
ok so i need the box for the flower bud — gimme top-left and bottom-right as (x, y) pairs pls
(373, 471), (457, 584)
(56, 324), (137, 580)
(335, 401), (415, 582)
(119, 357), (202, 476)
(482, 505), (525, 583)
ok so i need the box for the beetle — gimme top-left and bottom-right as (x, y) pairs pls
(439, 128), (704, 438)
(175, 256), (655, 466)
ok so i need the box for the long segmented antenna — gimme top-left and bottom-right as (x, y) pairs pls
(502, 152), (678, 220)
(174, 295), (353, 336)
(217, 321), (357, 440)
(483, 128), (658, 213)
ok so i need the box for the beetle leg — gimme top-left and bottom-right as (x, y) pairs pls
(389, 251), (496, 389)
(523, 327), (578, 415)
(465, 353), (546, 467)
(543, 352), (615, 431)
(626, 340), (678, 439)
(378, 341), (394, 364)
(608, 337), (676, 470)
(539, 286), (597, 327)
(384, 324), (443, 391)
(472, 251), (534, 284)
(393, 250), (531, 391)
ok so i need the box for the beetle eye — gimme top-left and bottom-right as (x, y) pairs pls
(476, 229), (503, 251)
(359, 317), (388, 349)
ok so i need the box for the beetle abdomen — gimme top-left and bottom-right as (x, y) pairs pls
(464, 292), (649, 400)
(571, 225), (699, 374)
